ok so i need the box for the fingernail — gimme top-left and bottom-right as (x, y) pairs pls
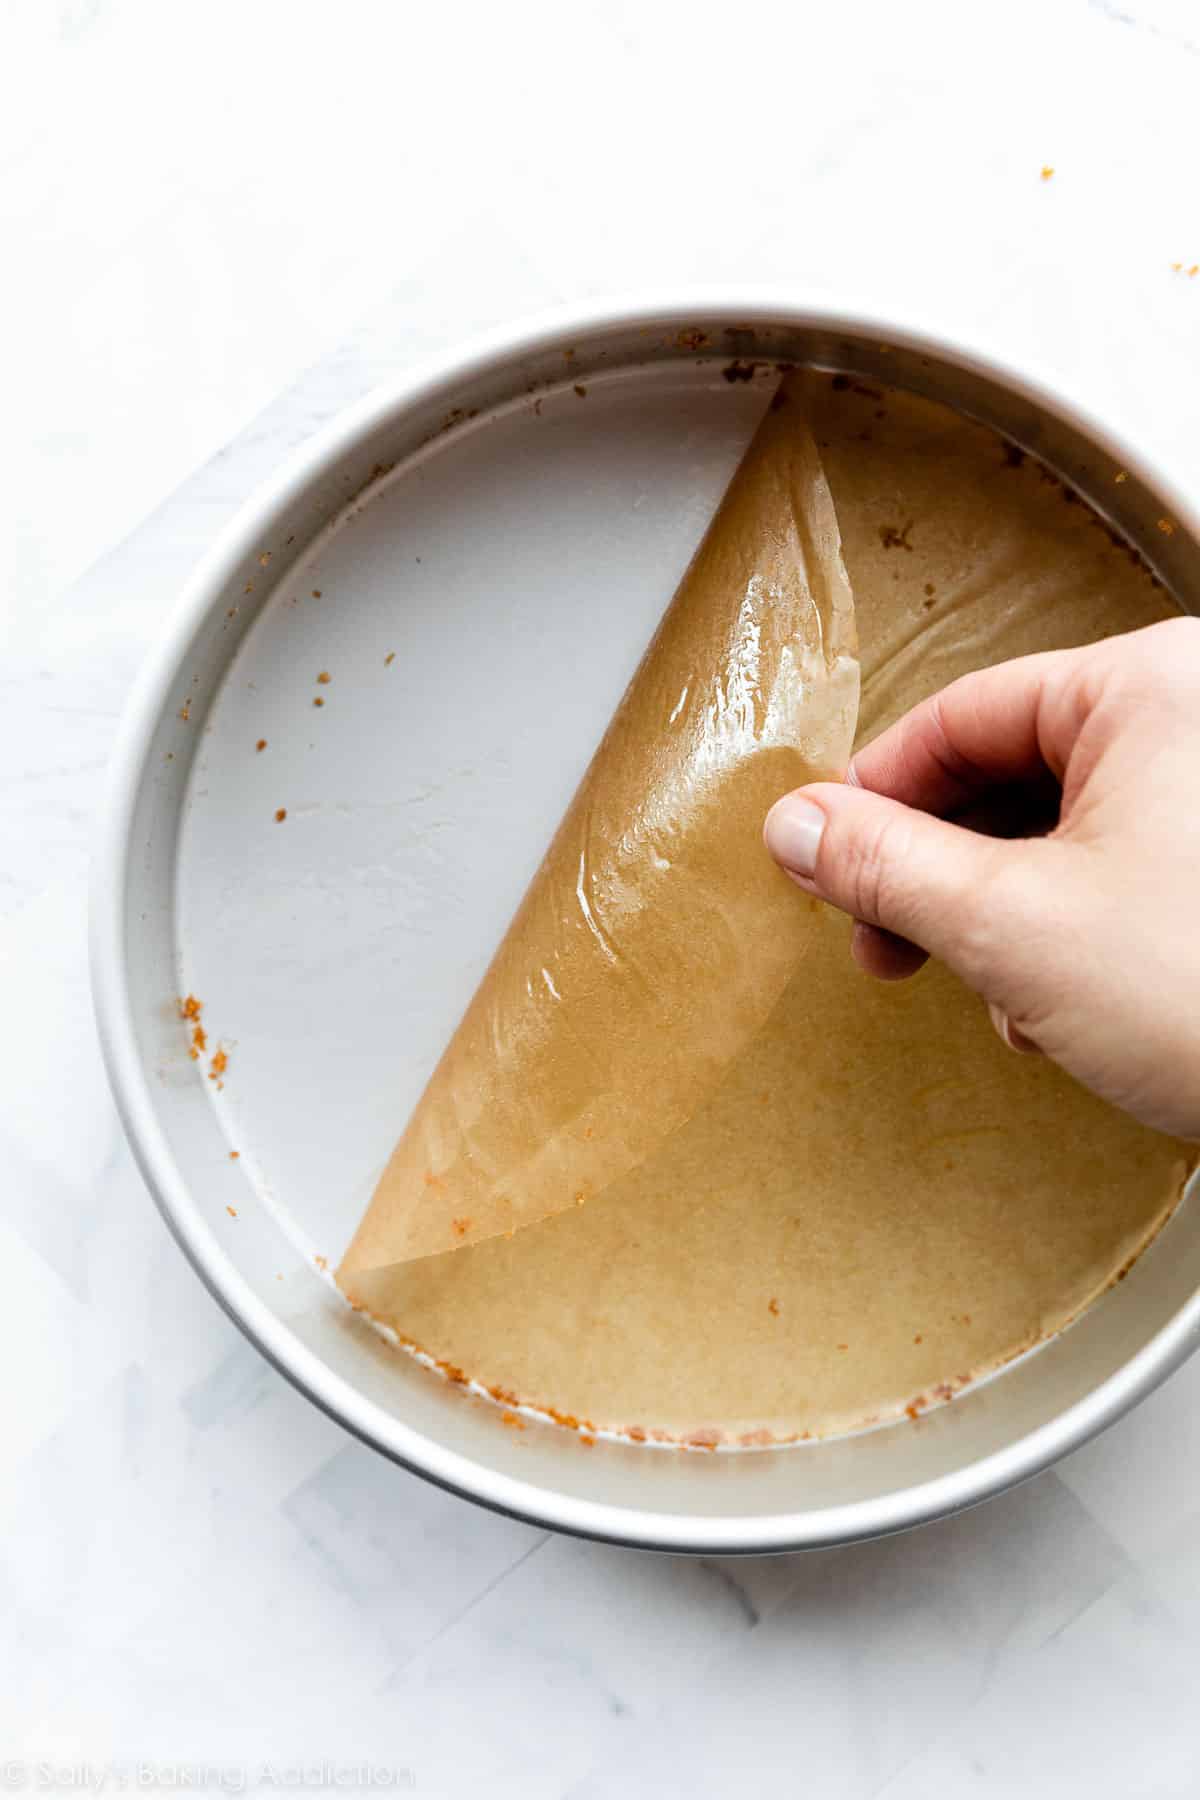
(987, 1002), (1043, 1057)
(764, 795), (826, 879)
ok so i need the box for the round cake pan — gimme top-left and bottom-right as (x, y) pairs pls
(91, 294), (1200, 1552)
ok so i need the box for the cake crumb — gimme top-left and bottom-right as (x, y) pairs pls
(500, 1410), (526, 1431)
(179, 995), (203, 1023)
(229, 1151), (240, 1160)
(384, 652), (395, 666)
(1114, 471), (1128, 484)
(1040, 165), (1054, 181)
(256, 738), (267, 751)
(226, 1205), (238, 1219)
(208, 1048), (228, 1082)
(312, 589), (322, 599)
(313, 696), (325, 707)
(314, 1254), (328, 1272)
(573, 383), (588, 398)
(316, 671), (331, 684)
(275, 808), (287, 822)
(1158, 517), (1176, 536)
(451, 1217), (472, 1239)
(768, 1297), (780, 1317)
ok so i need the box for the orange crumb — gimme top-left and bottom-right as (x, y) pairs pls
(384, 652), (396, 666)
(311, 589), (322, 599)
(583, 1125), (594, 1140)
(574, 1190), (587, 1207)
(1172, 262), (1184, 272)
(579, 1433), (595, 1447)
(837, 1343), (849, 1351)
(1190, 266), (1199, 278)
(767, 1298), (780, 1317)
(275, 808), (287, 822)
(451, 1217), (472, 1239)
(422, 1170), (446, 1190)
(179, 995), (203, 1022)
(191, 1024), (207, 1054)
(314, 1254), (328, 1272)
(313, 696), (325, 707)
(1158, 517), (1176, 535)
(243, 582), (255, 596)
(906, 1402), (922, 1421)
(208, 1048), (228, 1081)
(256, 738), (267, 751)
(178, 702), (191, 723)
(914, 1333), (923, 1344)
(626, 1425), (647, 1443)
(500, 1410), (526, 1431)
(316, 671), (331, 684)
(229, 1151), (240, 1160)
(1040, 165), (1054, 181)
(259, 552), (272, 566)
(1114, 471), (1128, 484)
(226, 1205), (238, 1218)
(276, 1273), (283, 1281)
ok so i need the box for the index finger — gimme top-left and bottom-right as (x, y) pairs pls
(849, 647), (1077, 817)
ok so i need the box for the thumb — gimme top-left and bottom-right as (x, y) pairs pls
(763, 781), (1040, 996)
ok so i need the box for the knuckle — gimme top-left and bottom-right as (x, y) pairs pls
(834, 808), (917, 929)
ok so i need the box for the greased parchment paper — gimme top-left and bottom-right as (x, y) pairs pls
(339, 378), (859, 1274)
(342, 375), (1196, 1445)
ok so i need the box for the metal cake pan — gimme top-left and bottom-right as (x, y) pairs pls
(91, 294), (1200, 1552)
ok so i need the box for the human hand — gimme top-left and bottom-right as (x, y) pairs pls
(763, 617), (1200, 1139)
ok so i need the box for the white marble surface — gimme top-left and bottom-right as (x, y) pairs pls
(5, 0), (1200, 1792)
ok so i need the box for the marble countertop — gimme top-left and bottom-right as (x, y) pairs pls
(5, 0), (1200, 1792)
